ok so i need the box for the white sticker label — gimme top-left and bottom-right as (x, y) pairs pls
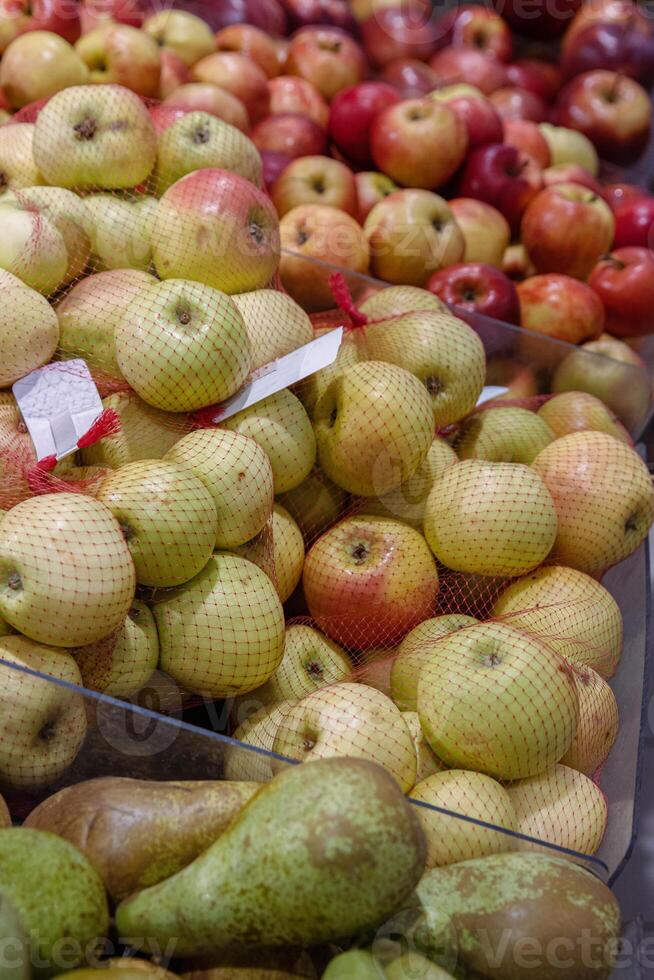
(476, 385), (509, 406)
(13, 360), (104, 462)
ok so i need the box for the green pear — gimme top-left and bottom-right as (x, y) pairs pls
(25, 778), (258, 903)
(384, 953), (454, 979)
(116, 757), (426, 956)
(0, 827), (109, 977)
(454, 407), (554, 465)
(0, 887), (30, 980)
(322, 951), (384, 980)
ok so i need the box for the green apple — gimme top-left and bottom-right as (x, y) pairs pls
(232, 289), (313, 371)
(14, 185), (90, 283)
(272, 682), (418, 792)
(424, 460), (558, 577)
(233, 502), (305, 603)
(222, 387), (316, 494)
(561, 665), (619, 776)
(358, 285), (448, 318)
(32, 83), (157, 189)
(155, 112), (263, 193)
(298, 328), (362, 419)
(72, 599), (159, 698)
(81, 390), (184, 469)
(0, 201), (68, 294)
(0, 634), (86, 788)
(411, 769), (516, 867)
(491, 565), (623, 679)
(538, 391), (630, 444)
(0, 269), (59, 388)
(277, 469), (347, 543)
(166, 427), (274, 548)
(83, 193), (157, 271)
(401, 710), (447, 782)
(417, 621), (579, 780)
(0, 493), (135, 647)
(115, 278), (251, 412)
(96, 459), (217, 587)
(454, 407), (554, 464)
(0, 123), (44, 194)
(532, 431), (654, 574)
(143, 9), (216, 66)
(391, 614), (477, 712)
(153, 553), (285, 697)
(314, 360), (434, 497)
(224, 700), (295, 782)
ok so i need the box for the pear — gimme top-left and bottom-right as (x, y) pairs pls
(25, 778), (258, 903)
(116, 757), (426, 956)
(0, 887), (30, 980)
(183, 971), (303, 980)
(54, 963), (179, 980)
(0, 827), (109, 977)
(322, 951), (384, 980)
(385, 954), (454, 979)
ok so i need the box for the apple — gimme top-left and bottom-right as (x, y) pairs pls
(562, 21), (654, 87)
(454, 406), (554, 464)
(248, 623), (352, 707)
(0, 492), (135, 647)
(517, 274), (605, 346)
(278, 470), (346, 543)
(153, 553), (285, 698)
(225, 699), (295, 782)
(360, 3), (440, 69)
(271, 682), (417, 791)
(430, 86), (504, 151)
(458, 142), (543, 232)
(603, 181), (649, 212)
(190, 52), (270, 124)
(542, 163), (602, 194)
(115, 278), (251, 413)
(233, 288), (313, 369)
(402, 710), (447, 781)
(81, 390), (183, 469)
(0, 269), (58, 388)
(355, 171), (398, 222)
(96, 459), (218, 588)
(12, 185), (90, 284)
(492, 565), (623, 679)
(144, 9), (215, 67)
(32, 83), (157, 190)
(485, 356), (539, 399)
(520, 183), (614, 281)
(152, 168), (280, 294)
(434, 5), (513, 62)
(221, 387), (316, 494)
(267, 75), (329, 128)
(250, 112), (327, 158)
(0, 0), (80, 48)
(286, 26), (365, 101)
(157, 50), (189, 100)
(553, 70), (651, 165)
(260, 150), (291, 190)
(162, 82), (249, 132)
(588, 248), (654, 339)
(364, 188), (465, 285)
(379, 58), (440, 98)
(282, 0), (358, 34)
(613, 195), (654, 248)
(429, 47), (507, 95)
(502, 119), (550, 169)
(57, 268), (156, 384)
(507, 764), (607, 856)
(538, 391), (630, 444)
(427, 262), (520, 324)
(424, 459), (557, 577)
(0, 635), (86, 789)
(314, 359), (434, 498)
(0, 124), (44, 198)
(561, 665), (619, 775)
(534, 431), (654, 573)
(233, 502), (305, 603)
(79, 0), (145, 32)
(417, 621), (579, 780)
(328, 81), (400, 169)
(0, 202), (67, 294)
(83, 193), (156, 272)
(411, 769), (516, 868)
(154, 110), (263, 194)
(72, 599), (158, 699)
(279, 203), (369, 311)
(215, 24), (280, 79)
(370, 98), (468, 191)
(188, 0), (287, 34)
(448, 198), (510, 267)
(271, 154), (357, 217)
(0, 30), (88, 107)
(390, 613), (477, 712)
(499, 0), (582, 38)
(75, 23), (161, 97)
(505, 58), (562, 102)
(490, 86), (548, 123)
(0, 401), (75, 510)
(539, 122), (599, 174)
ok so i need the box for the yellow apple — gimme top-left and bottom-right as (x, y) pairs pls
(224, 700), (295, 781)
(298, 328), (362, 420)
(81, 391), (184, 469)
(561, 665), (619, 776)
(0, 31), (88, 108)
(391, 614), (478, 712)
(0, 123), (45, 194)
(14, 186), (91, 283)
(83, 194), (157, 271)
(0, 269), (59, 388)
(71, 599), (159, 698)
(75, 23), (161, 97)
(232, 290), (313, 371)
(357, 285), (447, 318)
(277, 469), (347, 543)
(539, 123), (599, 175)
(401, 711), (448, 782)
(143, 10), (216, 67)
(0, 202), (68, 294)
(454, 407), (554, 464)
(233, 502), (305, 603)
(538, 392), (630, 444)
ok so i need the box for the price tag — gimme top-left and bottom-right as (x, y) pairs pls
(476, 385), (509, 406)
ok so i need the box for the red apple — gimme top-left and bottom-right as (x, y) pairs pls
(251, 112), (327, 158)
(434, 5), (513, 62)
(328, 81), (399, 169)
(281, 0), (358, 34)
(268, 74), (329, 128)
(215, 24), (282, 80)
(554, 70), (651, 165)
(190, 51), (270, 124)
(612, 195), (654, 248)
(502, 119), (551, 168)
(497, 0), (582, 39)
(427, 262), (520, 323)
(458, 142), (543, 231)
(505, 58), (562, 102)
(602, 182), (649, 212)
(261, 149), (292, 189)
(179, 0), (286, 34)
(379, 58), (440, 98)
(430, 46), (507, 94)
(0, 0), (80, 49)
(588, 248), (654, 337)
(431, 86), (504, 150)
(370, 97), (468, 190)
(355, 170), (399, 221)
(521, 182), (615, 280)
(502, 243), (536, 281)
(449, 197), (511, 266)
(563, 0), (651, 51)
(490, 86), (548, 122)
(150, 103), (188, 135)
(286, 26), (365, 100)
(158, 50), (189, 100)
(561, 21), (654, 88)
(271, 154), (358, 216)
(79, 0), (144, 33)
(517, 274), (605, 344)
(542, 163), (602, 194)
(360, 2), (440, 68)
(163, 82), (249, 132)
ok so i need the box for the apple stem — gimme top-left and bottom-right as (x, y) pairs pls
(600, 253), (626, 270)
(328, 272), (369, 329)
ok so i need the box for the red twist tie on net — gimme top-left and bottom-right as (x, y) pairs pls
(76, 407), (121, 449)
(26, 408), (121, 495)
(191, 405), (226, 429)
(328, 272), (368, 330)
